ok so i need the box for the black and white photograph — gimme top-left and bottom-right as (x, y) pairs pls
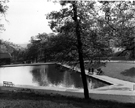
(0, 0), (135, 107)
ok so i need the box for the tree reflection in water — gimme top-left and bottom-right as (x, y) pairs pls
(30, 64), (82, 88)
(30, 64), (110, 89)
(30, 65), (50, 86)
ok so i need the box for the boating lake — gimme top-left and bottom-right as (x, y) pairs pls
(0, 64), (110, 90)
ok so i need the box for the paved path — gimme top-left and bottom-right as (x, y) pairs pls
(1, 84), (135, 103)
(0, 62), (56, 67)
(60, 63), (135, 85)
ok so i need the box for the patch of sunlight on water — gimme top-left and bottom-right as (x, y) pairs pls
(0, 66), (38, 86)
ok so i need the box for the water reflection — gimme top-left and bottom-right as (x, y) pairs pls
(30, 65), (83, 88)
(0, 64), (110, 89)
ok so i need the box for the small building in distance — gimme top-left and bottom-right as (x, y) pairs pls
(0, 53), (12, 65)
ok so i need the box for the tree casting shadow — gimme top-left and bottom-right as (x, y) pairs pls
(121, 67), (135, 77)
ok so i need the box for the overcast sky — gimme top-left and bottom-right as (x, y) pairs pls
(0, 0), (61, 44)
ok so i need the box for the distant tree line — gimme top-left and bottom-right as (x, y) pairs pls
(15, 1), (135, 64)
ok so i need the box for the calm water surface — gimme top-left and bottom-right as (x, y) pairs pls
(0, 64), (110, 89)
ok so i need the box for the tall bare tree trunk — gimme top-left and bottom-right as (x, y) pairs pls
(72, 2), (89, 99)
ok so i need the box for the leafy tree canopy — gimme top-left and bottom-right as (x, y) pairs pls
(0, 0), (9, 31)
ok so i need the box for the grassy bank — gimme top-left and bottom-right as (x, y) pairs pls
(74, 61), (135, 83)
(101, 62), (135, 83)
(0, 89), (135, 108)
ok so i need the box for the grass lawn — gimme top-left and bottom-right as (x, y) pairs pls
(74, 61), (135, 83)
(101, 62), (135, 83)
(0, 90), (135, 108)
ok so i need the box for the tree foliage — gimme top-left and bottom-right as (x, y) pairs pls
(99, 1), (135, 59)
(24, 32), (78, 63)
(19, 1), (135, 70)
(0, 0), (9, 31)
(46, 1), (113, 61)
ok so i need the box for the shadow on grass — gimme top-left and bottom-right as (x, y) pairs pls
(121, 67), (135, 77)
(0, 90), (135, 108)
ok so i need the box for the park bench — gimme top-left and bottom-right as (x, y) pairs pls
(3, 81), (14, 87)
